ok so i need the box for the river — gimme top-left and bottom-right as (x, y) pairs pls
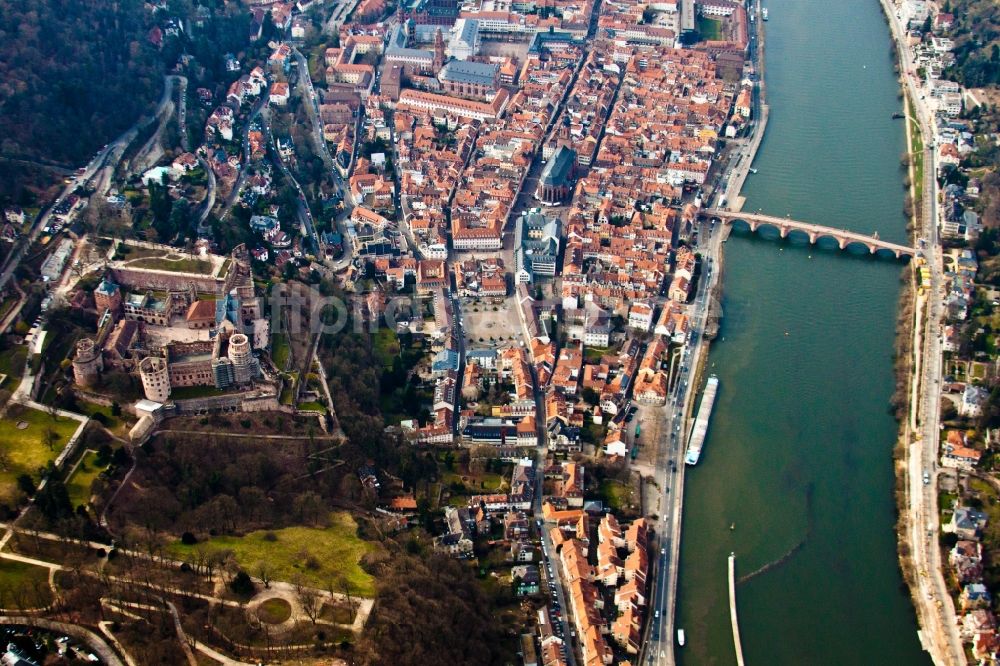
(675, 0), (932, 663)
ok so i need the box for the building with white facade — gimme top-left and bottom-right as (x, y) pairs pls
(448, 18), (481, 59)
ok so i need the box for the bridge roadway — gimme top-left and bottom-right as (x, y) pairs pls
(703, 208), (916, 259)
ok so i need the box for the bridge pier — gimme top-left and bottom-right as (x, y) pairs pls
(838, 238), (848, 250)
(808, 231), (818, 244)
(779, 226), (790, 239)
(749, 221), (759, 233)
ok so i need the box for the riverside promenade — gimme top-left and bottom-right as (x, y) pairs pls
(646, 3), (770, 665)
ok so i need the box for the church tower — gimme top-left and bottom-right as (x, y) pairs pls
(433, 28), (446, 71)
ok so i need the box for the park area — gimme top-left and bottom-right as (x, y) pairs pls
(112, 243), (226, 276)
(0, 559), (52, 607)
(167, 512), (378, 596)
(0, 405), (81, 503)
(65, 449), (110, 509)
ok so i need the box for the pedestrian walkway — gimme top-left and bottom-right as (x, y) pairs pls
(729, 553), (746, 666)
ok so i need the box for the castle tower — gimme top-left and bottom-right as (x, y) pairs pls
(433, 28), (446, 72)
(72, 338), (103, 387)
(227, 333), (253, 385)
(94, 279), (122, 318)
(212, 357), (235, 389)
(138, 356), (171, 402)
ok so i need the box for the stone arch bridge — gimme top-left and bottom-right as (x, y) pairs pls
(702, 209), (916, 260)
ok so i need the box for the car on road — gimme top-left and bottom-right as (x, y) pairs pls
(923, 470), (930, 485)
(661, 547), (666, 555)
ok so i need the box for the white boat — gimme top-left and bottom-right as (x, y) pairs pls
(677, 629), (686, 646)
(684, 375), (719, 465)
(762, 7), (769, 20)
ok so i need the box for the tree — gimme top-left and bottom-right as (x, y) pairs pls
(230, 570), (255, 597)
(581, 387), (601, 406)
(254, 560), (274, 589)
(17, 474), (35, 497)
(293, 574), (321, 624)
(292, 491), (326, 526)
(35, 477), (72, 522)
(357, 553), (509, 666)
(940, 397), (958, 422)
(328, 573), (353, 610)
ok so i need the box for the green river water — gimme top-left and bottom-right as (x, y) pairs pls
(675, 0), (933, 663)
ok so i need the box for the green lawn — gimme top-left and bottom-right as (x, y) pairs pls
(0, 559), (52, 605)
(907, 97), (924, 207)
(373, 328), (400, 370)
(697, 15), (723, 41)
(130, 256), (214, 274)
(257, 597), (292, 624)
(166, 512), (377, 596)
(599, 479), (635, 512)
(77, 400), (124, 431)
(0, 347), (26, 394)
(272, 333), (291, 369)
(169, 385), (229, 400)
(443, 471), (504, 493)
(0, 297), (16, 323)
(66, 450), (109, 509)
(584, 346), (612, 364)
(297, 401), (326, 413)
(280, 372), (298, 406)
(0, 406), (81, 502)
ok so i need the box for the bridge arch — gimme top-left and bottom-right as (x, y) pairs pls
(840, 238), (879, 255)
(872, 246), (910, 261)
(782, 228), (813, 245)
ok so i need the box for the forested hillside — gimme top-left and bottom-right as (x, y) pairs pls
(0, 0), (163, 201)
(944, 0), (1000, 88)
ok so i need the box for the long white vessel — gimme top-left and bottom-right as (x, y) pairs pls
(677, 629), (686, 647)
(684, 375), (719, 465)
(762, 7), (769, 20)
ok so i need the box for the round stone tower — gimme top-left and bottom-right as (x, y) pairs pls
(72, 338), (103, 387)
(227, 333), (253, 385)
(138, 356), (171, 403)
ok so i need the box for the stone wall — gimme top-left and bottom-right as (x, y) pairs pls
(171, 391), (289, 415)
(109, 266), (223, 294)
